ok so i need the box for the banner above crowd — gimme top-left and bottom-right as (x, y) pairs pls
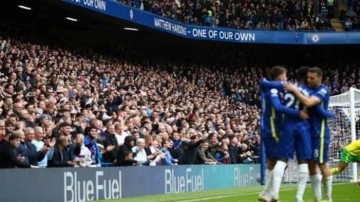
(63, 0), (360, 45)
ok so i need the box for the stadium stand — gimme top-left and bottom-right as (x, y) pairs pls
(0, 17), (359, 168)
(118, 0), (336, 30)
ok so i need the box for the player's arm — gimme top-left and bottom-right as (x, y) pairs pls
(260, 79), (284, 90)
(284, 83), (321, 107)
(269, 89), (305, 118)
(315, 105), (335, 118)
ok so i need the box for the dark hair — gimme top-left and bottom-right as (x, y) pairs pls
(269, 66), (287, 80)
(123, 151), (132, 157)
(85, 126), (97, 136)
(308, 67), (323, 77)
(9, 133), (20, 141)
(59, 122), (71, 128)
(296, 66), (310, 82)
(5, 120), (14, 127)
(8, 114), (19, 120)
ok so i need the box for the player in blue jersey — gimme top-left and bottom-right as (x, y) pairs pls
(285, 67), (333, 202)
(280, 67), (334, 202)
(270, 66), (314, 202)
(259, 66), (309, 202)
(261, 66), (334, 202)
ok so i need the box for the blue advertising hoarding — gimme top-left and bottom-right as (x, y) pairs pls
(63, 0), (360, 45)
(0, 164), (260, 202)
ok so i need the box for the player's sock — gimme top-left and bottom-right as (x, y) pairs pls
(323, 175), (333, 201)
(310, 174), (322, 201)
(296, 164), (309, 202)
(330, 168), (339, 175)
(260, 169), (273, 197)
(271, 161), (287, 200)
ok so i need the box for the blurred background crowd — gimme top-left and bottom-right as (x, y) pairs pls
(116, 0), (360, 30)
(0, 18), (359, 168)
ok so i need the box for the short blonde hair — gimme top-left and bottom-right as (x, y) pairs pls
(136, 138), (145, 145)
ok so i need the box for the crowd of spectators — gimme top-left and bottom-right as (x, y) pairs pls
(116, 0), (335, 31)
(339, 1), (360, 30)
(0, 22), (359, 169)
(0, 32), (264, 168)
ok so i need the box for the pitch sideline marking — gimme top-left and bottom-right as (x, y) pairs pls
(177, 188), (296, 202)
(178, 183), (349, 202)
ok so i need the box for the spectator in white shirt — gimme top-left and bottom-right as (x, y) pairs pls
(132, 138), (148, 165)
(73, 134), (93, 167)
(31, 126), (55, 168)
(114, 122), (128, 146)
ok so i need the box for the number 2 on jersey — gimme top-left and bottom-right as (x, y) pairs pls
(284, 93), (300, 110)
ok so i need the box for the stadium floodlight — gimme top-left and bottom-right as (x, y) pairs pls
(124, 27), (139, 31)
(66, 17), (78, 22)
(18, 5), (32, 10)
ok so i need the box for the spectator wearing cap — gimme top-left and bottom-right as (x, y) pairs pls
(0, 133), (31, 168)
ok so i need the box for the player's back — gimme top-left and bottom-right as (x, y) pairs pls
(260, 87), (284, 140)
(281, 83), (312, 160)
(283, 83), (311, 124)
(283, 83), (310, 117)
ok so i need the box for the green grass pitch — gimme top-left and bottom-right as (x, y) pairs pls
(100, 183), (358, 202)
